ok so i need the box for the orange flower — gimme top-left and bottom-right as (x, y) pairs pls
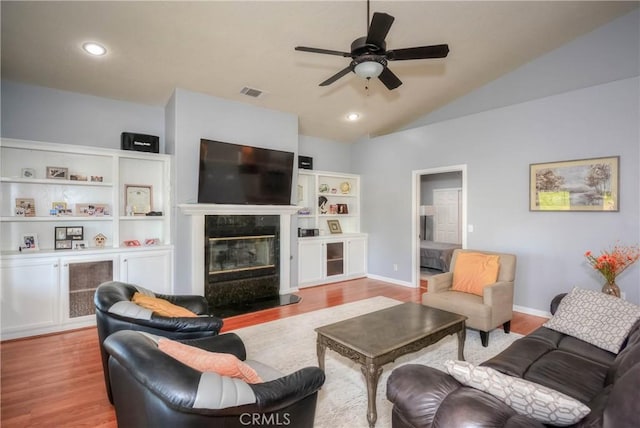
(585, 243), (640, 284)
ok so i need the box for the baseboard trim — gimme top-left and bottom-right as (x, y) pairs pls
(513, 304), (551, 319)
(367, 274), (415, 288)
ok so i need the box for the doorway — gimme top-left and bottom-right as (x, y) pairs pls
(411, 165), (467, 287)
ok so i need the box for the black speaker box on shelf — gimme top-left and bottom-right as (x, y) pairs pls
(298, 155), (313, 170)
(298, 228), (319, 237)
(121, 132), (159, 154)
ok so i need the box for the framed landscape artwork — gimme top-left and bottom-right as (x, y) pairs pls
(530, 156), (619, 212)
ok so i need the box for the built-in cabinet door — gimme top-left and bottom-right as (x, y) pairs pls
(120, 249), (172, 294)
(347, 237), (367, 277)
(1, 258), (60, 335)
(298, 240), (324, 286)
(325, 241), (345, 278)
(60, 254), (118, 323)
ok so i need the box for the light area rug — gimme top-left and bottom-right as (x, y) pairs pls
(231, 296), (522, 428)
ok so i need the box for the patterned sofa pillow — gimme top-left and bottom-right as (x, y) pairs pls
(543, 287), (640, 354)
(445, 360), (590, 426)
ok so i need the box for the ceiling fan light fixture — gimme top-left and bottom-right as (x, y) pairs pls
(354, 61), (384, 79)
(82, 42), (107, 56)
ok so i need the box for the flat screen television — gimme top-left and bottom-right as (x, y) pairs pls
(198, 139), (294, 205)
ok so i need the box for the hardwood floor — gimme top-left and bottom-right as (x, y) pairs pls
(0, 278), (547, 427)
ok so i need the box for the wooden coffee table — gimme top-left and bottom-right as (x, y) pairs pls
(315, 302), (467, 428)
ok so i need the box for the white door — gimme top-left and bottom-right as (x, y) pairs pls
(433, 188), (461, 244)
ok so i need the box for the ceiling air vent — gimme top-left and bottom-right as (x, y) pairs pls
(240, 86), (264, 98)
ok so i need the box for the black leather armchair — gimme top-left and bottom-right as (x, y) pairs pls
(94, 281), (223, 403)
(103, 330), (325, 428)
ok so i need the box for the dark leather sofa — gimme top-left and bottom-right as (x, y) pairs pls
(94, 281), (224, 402)
(387, 294), (640, 427)
(103, 330), (325, 428)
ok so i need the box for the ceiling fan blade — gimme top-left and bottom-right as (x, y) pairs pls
(295, 46), (351, 57)
(378, 67), (402, 90)
(366, 12), (394, 48)
(319, 66), (354, 86)
(386, 44), (450, 61)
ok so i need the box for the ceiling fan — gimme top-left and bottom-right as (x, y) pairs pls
(295, 1), (449, 90)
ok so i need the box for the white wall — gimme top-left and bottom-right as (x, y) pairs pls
(165, 88), (299, 293)
(1, 80), (164, 150)
(352, 76), (640, 311)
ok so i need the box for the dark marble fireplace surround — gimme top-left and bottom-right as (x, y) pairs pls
(205, 215), (299, 316)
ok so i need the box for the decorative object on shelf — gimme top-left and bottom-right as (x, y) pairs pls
(124, 239), (142, 247)
(125, 184), (152, 215)
(55, 226), (84, 250)
(337, 203), (349, 214)
(69, 174), (88, 181)
(145, 211), (163, 216)
(93, 233), (107, 248)
(318, 195), (328, 214)
(329, 204), (338, 214)
(144, 238), (160, 246)
(340, 181), (351, 194)
(19, 233), (39, 251)
(327, 219), (342, 234)
(46, 166), (68, 180)
(319, 183), (329, 193)
(90, 176), (103, 182)
(331, 188), (337, 194)
(530, 156), (619, 212)
(297, 207), (311, 215)
(21, 168), (35, 179)
(15, 198), (35, 217)
(584, 243), (640, 298)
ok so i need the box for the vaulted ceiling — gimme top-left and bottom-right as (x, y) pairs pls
(2, 1), (637, 142)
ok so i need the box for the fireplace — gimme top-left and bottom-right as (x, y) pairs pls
(204, 215), (281, 309)
(179, 203), (301, 316)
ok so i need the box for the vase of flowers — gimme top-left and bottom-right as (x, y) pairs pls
(584, 244), (640, 297)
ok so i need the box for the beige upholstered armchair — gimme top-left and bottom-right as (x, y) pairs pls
(422, 249), (517, 347)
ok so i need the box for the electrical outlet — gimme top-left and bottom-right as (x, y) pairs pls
(393, 264), (398, 271)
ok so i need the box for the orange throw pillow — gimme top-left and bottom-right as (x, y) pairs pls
(451, 252), (500, 296)
(158, 338), (262, 384)
(131, 292), (198, 318)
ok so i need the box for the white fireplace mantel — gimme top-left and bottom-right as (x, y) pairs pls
(178, 203), (301, 297)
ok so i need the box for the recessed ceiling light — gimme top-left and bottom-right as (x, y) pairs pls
(82, 42), (107, 56)
(347, 113), (360, 121)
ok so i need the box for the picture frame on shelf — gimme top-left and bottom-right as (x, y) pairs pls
(327, 219), (342, 234)
(46, 166), (68, 180)
(530, 156), (619, 212)
(21, 168), (36, 179)
(123, 239), (142, 247)
(69, 174), (88, 181)
(51, 201), (67, 216)
(55, 226), (83, 250)
(337, 203), (349, 214)
(76, 203), (110, 216)
(125, 184), (152, 215)
(66, 227), (84, 240)
(73, 240), (88, 250)
(15, 198), (36, 217)
(20, 233), (39, 251)
(55, 240), (72, 250)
